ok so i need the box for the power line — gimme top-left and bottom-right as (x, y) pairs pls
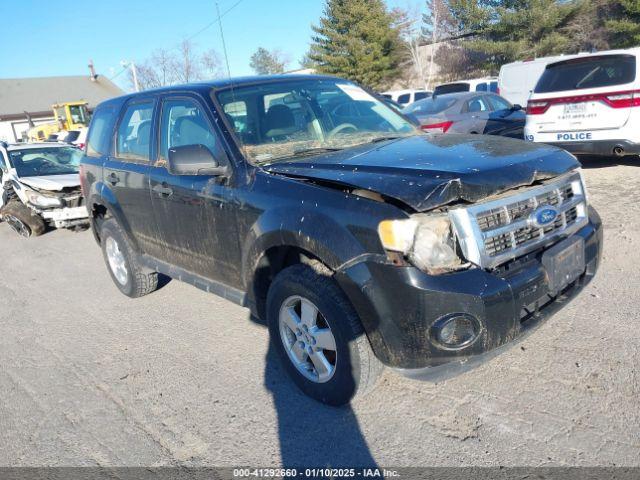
(109, 0), (245, 83)
(186, 0), (246, 42)
(109, 65), (129, 81)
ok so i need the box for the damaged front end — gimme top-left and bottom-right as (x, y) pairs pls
(22, 184), (89, 229)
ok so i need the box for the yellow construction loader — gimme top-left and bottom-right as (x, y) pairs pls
(26, 102), (90, 142)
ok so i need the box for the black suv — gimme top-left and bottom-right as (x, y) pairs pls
(80, 75), (602, 405)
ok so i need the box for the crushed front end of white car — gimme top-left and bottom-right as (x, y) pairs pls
(0, 143), (90, 237)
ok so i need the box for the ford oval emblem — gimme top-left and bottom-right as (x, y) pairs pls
(530, 206), (559, 228)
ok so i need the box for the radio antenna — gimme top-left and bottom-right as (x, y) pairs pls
(216, 1), (232, 79)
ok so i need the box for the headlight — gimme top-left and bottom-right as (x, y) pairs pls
(26, 191), (62, 207)
(378, 213), (464, 274)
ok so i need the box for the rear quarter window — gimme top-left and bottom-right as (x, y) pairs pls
(535, 55), (637, 93)
(86, 105), (117, 156)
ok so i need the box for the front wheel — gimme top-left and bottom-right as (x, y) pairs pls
(1, 201), (45, 237)
(100, 218), (158, 298)
(266, 264), (382, 406)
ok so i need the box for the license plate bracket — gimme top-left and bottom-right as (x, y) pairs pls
(563, 103), (587, 115)
(542, 236), (585, 295)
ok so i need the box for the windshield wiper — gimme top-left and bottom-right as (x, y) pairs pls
(368, 135), (405, 144)
(292, 146), (344, 156)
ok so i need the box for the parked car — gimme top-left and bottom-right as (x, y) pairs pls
(525, 48), (640, 157)
(433, 77), (498, 96)
(404, 91), (526, 138)
(0, 142), (89, 237)
(498, 55), (571, 106)
(81, 75), (602, 406)
(381, 89), (431, 106)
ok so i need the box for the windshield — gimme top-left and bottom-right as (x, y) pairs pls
(215, 79), (417, 164)
(8, 147), (82, 177)
(535, 55), (636, 93)
(68, 104), (88, 124)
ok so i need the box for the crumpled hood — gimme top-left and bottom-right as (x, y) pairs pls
(263, 135), (580, 211)
(18, 174), (81, 192)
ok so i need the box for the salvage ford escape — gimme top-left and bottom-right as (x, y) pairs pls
(0, 142), (89, 237)
(80, 75), (602, 406)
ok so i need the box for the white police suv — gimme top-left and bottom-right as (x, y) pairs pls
(524, 48), (640, 157)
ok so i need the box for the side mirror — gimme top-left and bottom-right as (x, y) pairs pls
(511, 104), (523, 111)
(168, 144), (229, 176)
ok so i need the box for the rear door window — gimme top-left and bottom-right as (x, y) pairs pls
(414, 91), (429, 101)
(476, 83), (488, 92)
(116, 101), (155, 163)
(535, 55), (636, 93)
(86, 105), (116, 156)
(397, 93), (411, 104)
(464, 96), (490, 113)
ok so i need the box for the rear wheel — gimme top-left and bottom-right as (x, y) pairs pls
(267, 264), (382, 406)
(1, 201), (45, 238)
(100, 218), (158, 298)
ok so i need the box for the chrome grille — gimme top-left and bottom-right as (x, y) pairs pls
(449, 171), (588, 269)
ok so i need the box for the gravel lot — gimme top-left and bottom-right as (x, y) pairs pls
(0, 156), (638, 468)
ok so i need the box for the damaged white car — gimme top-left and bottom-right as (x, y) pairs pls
(0, 142), (89, 237)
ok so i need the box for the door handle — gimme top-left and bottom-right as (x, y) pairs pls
(152, 183), (173, 197)
(107, 172), (120, 185)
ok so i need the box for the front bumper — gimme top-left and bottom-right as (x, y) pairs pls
(335, 207), (603, 375)
(40, 206), (90, 229)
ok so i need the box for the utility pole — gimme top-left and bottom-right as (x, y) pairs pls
(121, 60), (140, 92)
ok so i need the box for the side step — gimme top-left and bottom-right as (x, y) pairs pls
(138, 254), (247, 307)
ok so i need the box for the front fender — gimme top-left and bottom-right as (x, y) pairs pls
(241, 205), (369, 288)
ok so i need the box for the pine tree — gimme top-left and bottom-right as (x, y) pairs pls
(309, 0), (404, 88)
(441, 0), (593, 73)
(250, 48), (288, 75)
(606, 0), (640, 48)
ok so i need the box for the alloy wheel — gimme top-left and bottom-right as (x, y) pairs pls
(5, 215), (31, 238)
(105, 236), (129, 285)
(278, 295), (338, 383)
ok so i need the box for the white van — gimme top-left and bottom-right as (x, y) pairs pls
(433, 77), (498, 96)
(498, 56), (569, 106)
(524, 48), (640, 157)
(381, 89), (431, 106)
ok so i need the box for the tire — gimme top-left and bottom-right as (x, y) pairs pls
(1, 201), (45, 238)
(100, 218), (158, 298)
(266, 264), (383, 406)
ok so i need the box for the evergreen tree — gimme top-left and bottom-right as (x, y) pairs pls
(250, 48), (288, 75)
(606, 0), (640, 48)
(309, 0), (404, 88)
(439, 0), (597, 73)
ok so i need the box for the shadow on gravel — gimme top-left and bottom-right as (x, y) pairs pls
(251, 315), (377, 468)
(578, 155), (640, 169)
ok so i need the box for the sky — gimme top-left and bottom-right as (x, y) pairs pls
(0, 0), (420, 92)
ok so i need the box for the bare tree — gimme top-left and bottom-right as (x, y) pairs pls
(129, 40), (224, 91)
(422, 0), (453, 89)
(201, 49), (225, 79)
(393, 5), (428, 89)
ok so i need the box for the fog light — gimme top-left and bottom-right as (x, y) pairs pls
(431, 314), (481, 350)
